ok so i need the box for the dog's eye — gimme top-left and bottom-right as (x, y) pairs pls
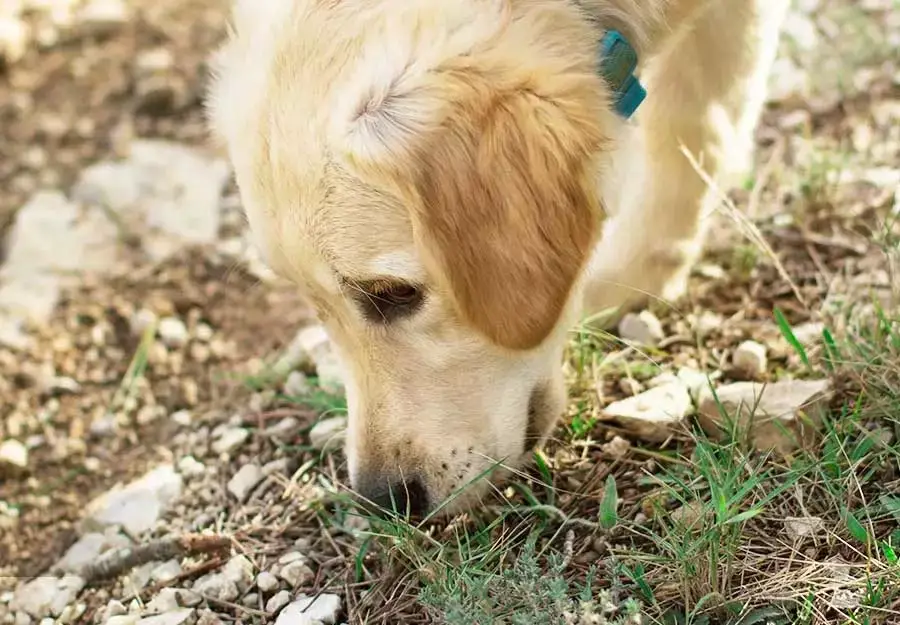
(354, 280), (425, 323)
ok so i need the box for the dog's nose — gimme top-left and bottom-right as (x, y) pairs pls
(356, 476), (429, 518)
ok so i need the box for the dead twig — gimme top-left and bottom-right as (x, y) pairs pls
(80, 533), (233, 584)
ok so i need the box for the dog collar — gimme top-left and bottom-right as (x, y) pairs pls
(598, 30), (646, 119)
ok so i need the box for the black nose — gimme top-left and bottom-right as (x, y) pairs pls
(357, 476), (429, 518)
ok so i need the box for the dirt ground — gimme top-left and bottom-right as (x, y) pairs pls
(0, 1), (898, 624)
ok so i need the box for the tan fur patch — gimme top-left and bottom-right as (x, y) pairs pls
(410, 73), (608, 350)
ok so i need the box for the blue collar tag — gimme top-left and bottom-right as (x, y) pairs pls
(598, 30), (646, 119)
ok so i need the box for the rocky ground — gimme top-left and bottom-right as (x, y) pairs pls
(0, 1), (898, 625)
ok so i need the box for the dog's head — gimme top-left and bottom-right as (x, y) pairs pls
(209, 0), (618, 516)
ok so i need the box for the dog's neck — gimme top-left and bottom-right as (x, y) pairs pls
(569, 0), (706, 59)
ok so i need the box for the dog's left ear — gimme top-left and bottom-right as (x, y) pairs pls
(408, 75), (610, 350)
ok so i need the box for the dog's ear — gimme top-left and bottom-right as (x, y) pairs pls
(409, 77), (609, 350)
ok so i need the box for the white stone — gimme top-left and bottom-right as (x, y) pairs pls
(276, 594), (342, 625)
(105, 617), (140, 625)
(278, 559), (314, 587)
(149, 560), (182, 583)
(308, 417), (347, 453)
(0, 17), (28, 65)
(602, 383), (692, 443)
(170, 410), (192, 427)
(733, 340), (768, 377)
(191, 574), (238, 603)
(177, 456), (205, 477)
(0, 192), (120, 347)
(265, 417), (300, 440)
(10, 575), (85, 619)
(222, 555), (255, 592)
(136, 609), (194, 625)
(227, 464), (263, 501)
(53, 533), (105, 574)
(785, 516), (824, 541)
(0, 439), (28, 468)
(600, 436), (631, 459)
(617, 311), (664, 346)
(256, 571), (280, 593)
(145, 589), (181, 614)
(698, 379), (831, 453)
(275, 325), (346, 392)
(266, 590), (291, 614)
(71, 141), (230, 262)
(283, 371), (312, 397)
(129, 309), (158, 337)
(157, 317), (189, 349)
(76, 0), (128, 35)
(212, 428), (249, 455)
(82, 465), (182, 536)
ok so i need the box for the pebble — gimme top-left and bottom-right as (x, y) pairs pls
(617, 311), (664, 346)
(308, 417), (347, 453)
(732, 340), (768, 377)
(76, 0), (129, 36)
(0, 439), (28, 468)
(10, 575), (85, 619)
(600, 436), (631, 459)
(136, 609), (194, 625)
(212, 428), (249, 455)
(275, 594), (342, 625)
(150, 560), (182, 583)
(278, 559), (314, 587)
(227, 464), (264, 501)
(283, 371), (312, 397)
(697, 379), (831, 453)
(130, 309), (158, 337)
(266, 590), (291, 614)
(265, 417), (301, 440)
(177, 455), (205, 477)
(145, 589), (181, 614)
(170, 410), (193, 427)
(158, 317), (189, 349)
(602, 383), (692, 443)
(256, 571), (280, 593)
(0, 17), (29, 65)
(53, 533), (106, 574)
(81, 465), (183, 536)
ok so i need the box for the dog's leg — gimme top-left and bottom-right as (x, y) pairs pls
(582, 0), (789, 325)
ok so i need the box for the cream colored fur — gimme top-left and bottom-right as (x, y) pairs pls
(208, 0), (789, 515)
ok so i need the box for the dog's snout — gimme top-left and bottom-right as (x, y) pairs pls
(356, 475), (429, 518)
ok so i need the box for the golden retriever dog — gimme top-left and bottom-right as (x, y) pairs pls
(208, 0), (789, 517)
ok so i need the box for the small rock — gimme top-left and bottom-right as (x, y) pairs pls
(256, 571), (280, 593)
(792, 322), (825, 346)
(192, 574), (238, 604)
(145, 589), (181, 614)
(697, 379), (831, 453)
(82, 465), (182, 536)
(242, 593), (259, 608)
(677, 367), (714, 402)
(177, 456), (205, 477)
(0, 439), (28, 468)
(101, 599), (128, 621)
(785, 516), (824, 541)
(732, 340), (768, 377)
(136, 609), (194, 625)
(0, 17), (28, 65)
(601, 383), (692, 443)
(266, 590), (291, 614)
(283, 371), (312, 397)
(278, 559), (314, 587)
(212, 428), (249, 455)
(618, 378), (642, 396)
(265, 417), (300, 441)
(195, 610), (223, 625)
(222, 555), (255, 592)
(228, 464), (264, 501)
(618, 311), (664, 346)
(158, 317), (189, 349)
(130, 309), (158, 337)
(76, 0), (129, 36)
(105, 617), (140, 625)
(308, 417), (347, 453)
(170, 410), (192, 427)
(10, 575), (85, 619)
(600, 436), (631, 459)
(150, 560), (182, 583)
(53, 533), (106, 574)
(262, 458), (289, 476)
(276, 594), (342, 625)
